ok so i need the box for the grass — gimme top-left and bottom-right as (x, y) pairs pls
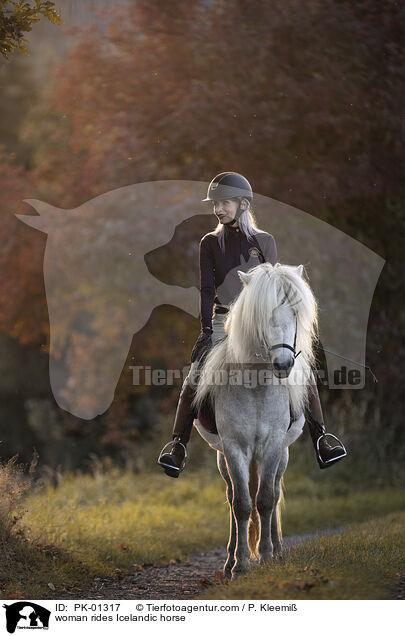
(0, 453), (404, 599)
(199, 512), (405, 600)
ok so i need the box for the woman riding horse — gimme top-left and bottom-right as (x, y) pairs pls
(158, 172), (346, 477)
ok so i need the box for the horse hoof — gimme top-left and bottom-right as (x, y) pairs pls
(231, 562), (251, 579)
(259, 554), (273, 566)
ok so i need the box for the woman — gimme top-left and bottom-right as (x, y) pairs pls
(158, 172), (346, 478)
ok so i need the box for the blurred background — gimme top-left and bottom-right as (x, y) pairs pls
(0, 0), (404, 486)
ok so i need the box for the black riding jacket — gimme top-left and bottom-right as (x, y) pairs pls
(199, 224), (277, 330)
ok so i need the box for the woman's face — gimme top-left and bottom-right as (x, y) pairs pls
(212, 198), (240, 225)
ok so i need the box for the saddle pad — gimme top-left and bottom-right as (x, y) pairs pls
(197, 395), (218, 435)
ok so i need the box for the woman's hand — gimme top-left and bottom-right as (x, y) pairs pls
(190, 328), (212, 363)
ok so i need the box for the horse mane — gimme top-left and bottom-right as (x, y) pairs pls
(192, 263), (318, 418)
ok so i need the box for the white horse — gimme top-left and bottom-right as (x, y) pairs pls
(192, 262), (318, 579)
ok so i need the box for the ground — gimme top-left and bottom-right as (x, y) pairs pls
(51, 529), (345, 600)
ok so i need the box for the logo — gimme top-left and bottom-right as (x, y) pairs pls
(3, 602), (51, 633)
(248, 247), (260, 258)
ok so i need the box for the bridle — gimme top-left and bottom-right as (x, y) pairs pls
(268, 314), (301, 359)
(254, 310), (301, 363)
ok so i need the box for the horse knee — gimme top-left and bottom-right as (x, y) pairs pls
(256, 491), (275, 517)
(232, 495), (251, 521)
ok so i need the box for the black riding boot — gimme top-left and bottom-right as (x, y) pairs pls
(305, 407), (347, 469)
(306, 382), (347, 469)
(158, 383), (196, 478)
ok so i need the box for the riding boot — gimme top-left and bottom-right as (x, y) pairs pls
(157, 382), (196, 478)
(306, 384), (347, 469)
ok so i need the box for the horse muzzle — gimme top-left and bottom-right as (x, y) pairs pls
(272, 355), (294, 378)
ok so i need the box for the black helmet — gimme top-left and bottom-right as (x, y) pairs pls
(202, 172), (253, 203)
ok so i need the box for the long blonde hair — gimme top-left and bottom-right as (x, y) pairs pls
(212, 200), (267, 252)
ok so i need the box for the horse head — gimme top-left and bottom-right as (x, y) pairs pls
(236, 262), (316, 376)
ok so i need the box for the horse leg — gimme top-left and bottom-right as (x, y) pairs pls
(256, 453), (281, 565)
(223, 444), (252, 579)
(271, 447), (288, 557)
(217, 451), (236, 578)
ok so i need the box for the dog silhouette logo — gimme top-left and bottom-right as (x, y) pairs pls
(3, 602), (51, 633)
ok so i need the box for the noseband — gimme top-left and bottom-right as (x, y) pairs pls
(253, 314), (301, 362)
(269, 315), (301, 359)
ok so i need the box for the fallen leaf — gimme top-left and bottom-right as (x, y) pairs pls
(277, 581), (296, 589)
(197, 577), (212, 589)
(214, 570), (224, 582)
(297, 580), (316, 590)
(8, 590), (24, 599)
(47, 583), (55, 591)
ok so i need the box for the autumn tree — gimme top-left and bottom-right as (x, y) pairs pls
(0, 0), (62, 59)
(4, 0), (405, 468)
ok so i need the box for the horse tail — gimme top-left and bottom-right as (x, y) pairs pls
(248, 459), (260, 559)
(277, 475), (285, 541)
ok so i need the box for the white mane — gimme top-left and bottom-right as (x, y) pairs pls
(193, 262), (318, 418)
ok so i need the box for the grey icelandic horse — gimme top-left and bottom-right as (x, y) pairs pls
(192, 262), (318, 579)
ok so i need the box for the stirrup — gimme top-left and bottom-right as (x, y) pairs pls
(316, 433), (347, 467)
(157, 440), (187, 474)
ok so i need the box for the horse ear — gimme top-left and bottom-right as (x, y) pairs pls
(297, 264), (304, 277)
(238, 270), (250, 286)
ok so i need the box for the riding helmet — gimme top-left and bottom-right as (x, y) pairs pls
(202, 172), (253, 203)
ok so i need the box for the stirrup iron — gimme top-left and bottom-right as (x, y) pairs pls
(157, 440), (187, 474)
(316, 433), (347, 467)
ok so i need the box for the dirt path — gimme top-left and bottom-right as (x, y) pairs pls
(56, 528), (344, 600)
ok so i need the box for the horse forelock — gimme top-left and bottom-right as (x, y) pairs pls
(227, 264), (317, 358)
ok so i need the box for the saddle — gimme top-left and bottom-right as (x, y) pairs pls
(197, 395), (218, 435)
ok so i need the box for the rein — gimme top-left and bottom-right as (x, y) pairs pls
(215, 303), (377, 381)
(313, 343), (378, 383)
